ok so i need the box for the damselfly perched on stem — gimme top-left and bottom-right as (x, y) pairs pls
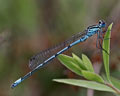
(11, 20), (106, 88)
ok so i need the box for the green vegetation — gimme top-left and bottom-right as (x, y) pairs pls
(55, 24), (120, 95)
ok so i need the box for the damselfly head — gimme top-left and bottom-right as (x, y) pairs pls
(98, 20), (106, 28)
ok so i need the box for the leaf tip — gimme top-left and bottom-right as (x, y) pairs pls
(108, 22), (113, 30)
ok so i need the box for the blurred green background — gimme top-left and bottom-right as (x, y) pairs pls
(0, 0), (120, 96)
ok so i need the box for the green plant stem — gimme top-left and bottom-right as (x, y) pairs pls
(105, 82), (120, 94)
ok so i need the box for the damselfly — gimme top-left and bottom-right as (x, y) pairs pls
(11, 20), (106, 88)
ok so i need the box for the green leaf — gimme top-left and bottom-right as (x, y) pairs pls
(82, 54), (94, 72)
(82, 70), (104, 83)
(102, 23), (113, 82)
(111, 77), (120, 90)
(58, 54), (82, 76)
(72, 53), (87, 70)
(53, 79), (115, 93)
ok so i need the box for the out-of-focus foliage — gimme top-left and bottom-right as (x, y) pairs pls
(0, 0), (120, 96)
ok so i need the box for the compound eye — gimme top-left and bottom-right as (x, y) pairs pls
(99, 20), (102, 24)
(99, 20), (106, 28)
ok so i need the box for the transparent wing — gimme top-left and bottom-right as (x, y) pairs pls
(29, 31), (87, 70)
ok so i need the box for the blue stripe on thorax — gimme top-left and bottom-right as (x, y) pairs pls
(87, 27), (99, 36)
